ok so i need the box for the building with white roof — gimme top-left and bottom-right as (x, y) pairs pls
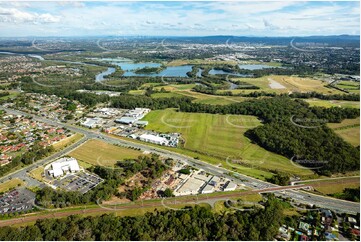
(81, 117), (102, 128)
(201, 184), (215, 194)
(223, 181), (237, 191)
(139, 134), (167, 145)
(48, 157), (80, 178)
(174, 177), (204, 196)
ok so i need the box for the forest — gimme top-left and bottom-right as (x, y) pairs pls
(0, 197), (286, 241)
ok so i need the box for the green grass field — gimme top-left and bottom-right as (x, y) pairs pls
(328, 117), (360, 147)
(69, 139), (144, 167)
(142, 109), (314, 177)
(305, 99), (360, 109)
(335, 81), (360, 94)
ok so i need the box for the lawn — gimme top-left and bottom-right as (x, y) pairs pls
(328, 117), (360, 147)
(0, 178), (25, 193)
(68, 139), (144, 168)
(142, 109), (314, 177)
(52, 133), (84, 151)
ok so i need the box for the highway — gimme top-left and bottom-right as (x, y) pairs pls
(0, 106), (359, 214)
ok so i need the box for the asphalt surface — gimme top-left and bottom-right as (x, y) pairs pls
(0, 106), (359, 215)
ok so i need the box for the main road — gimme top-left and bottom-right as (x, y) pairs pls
(0, 106), (359, 214)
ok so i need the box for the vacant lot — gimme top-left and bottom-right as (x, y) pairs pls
(328, 117), (360, 147)
(306, 177), (360, 195)
(52, 133), (84, 151)
(0, 178), (25, 193)
(28, 166), (44, 182)
(69, 139), (144, 167)
(142, 109), (314, 177)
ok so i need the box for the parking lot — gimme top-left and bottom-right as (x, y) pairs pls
(52, 171), (103, 194)
(0, 188), (35, 214)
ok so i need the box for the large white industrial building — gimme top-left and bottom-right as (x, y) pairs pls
(48, 157), (81, 178)
(139, 134), (168, 145)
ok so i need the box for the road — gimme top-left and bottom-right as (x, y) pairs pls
(0, 106), (359, 215)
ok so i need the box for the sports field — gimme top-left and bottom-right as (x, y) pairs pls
(69, 139), (144, 167)
(142, 109), (314, 177)
(328, 117), (360, 147)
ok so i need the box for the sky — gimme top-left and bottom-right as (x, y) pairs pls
(0, 1), (359, 37)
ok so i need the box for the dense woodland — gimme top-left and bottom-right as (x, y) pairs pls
(0, 197), (285, 241)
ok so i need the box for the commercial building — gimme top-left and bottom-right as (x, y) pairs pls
(115, 117), (137, 124)
(201, 184), (215, 194)
(223, 181), (237, 191)
(139, 134), (168, 145)
(81, 117), (102, 128)
(174, 177), (205, 196)
(48, 157), (80, 178)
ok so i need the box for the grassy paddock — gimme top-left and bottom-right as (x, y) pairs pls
(328, 117), (360, 147)
(142, 109), (314, 177)
(69, 139), (144, 167)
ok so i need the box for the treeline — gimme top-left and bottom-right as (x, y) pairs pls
(35, 154), (167, 207)
(0, 142), (54, 177)
(0, 197), (285, 241)
(178, 97), (359, 174)
(111, 95), (193, 110)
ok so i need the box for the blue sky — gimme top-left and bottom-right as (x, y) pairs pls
(0, 1), (359, 37)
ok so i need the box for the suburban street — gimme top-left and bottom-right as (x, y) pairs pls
(0, 106), (359, 214)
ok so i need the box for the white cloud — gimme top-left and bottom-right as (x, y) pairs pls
(0, 7), (60, 24)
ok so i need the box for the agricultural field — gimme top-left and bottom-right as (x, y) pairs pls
(0, 178), (25, 193)
(219, 75), (343, 95)
(328, 117), (360, 147)
(142, 109), (314, 177)
(305, 99), (360, 109)
(68, 139), (144, 168)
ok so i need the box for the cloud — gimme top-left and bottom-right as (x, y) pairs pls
(0, 7), (60, 24)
